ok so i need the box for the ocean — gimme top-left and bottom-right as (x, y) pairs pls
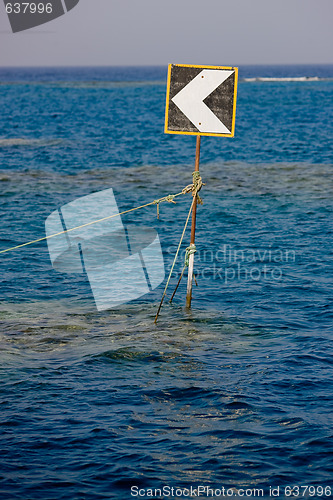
(0, 65), (332, 499)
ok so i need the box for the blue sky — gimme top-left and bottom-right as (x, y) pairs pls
(0, 0), (332, 66)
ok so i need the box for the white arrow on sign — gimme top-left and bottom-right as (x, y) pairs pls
(171, 69), (234, 134)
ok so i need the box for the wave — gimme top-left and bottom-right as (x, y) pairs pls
(242, 76), (327, 82)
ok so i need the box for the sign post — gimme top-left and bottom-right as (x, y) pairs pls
(165, 63), (238, 308)
(186, 134), (201, 308)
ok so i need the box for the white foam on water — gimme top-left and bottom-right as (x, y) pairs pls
(0, 138), (62, 147)
(243, 76), (323, 82)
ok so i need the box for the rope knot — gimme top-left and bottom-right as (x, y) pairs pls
(181, 184), (194, 195)
(181, 172), (205, 203)
(153, 194), (176, 204)
(153, 194), (176, 218)
(185, 243), (197, 267)
(192, 171), (205, 205)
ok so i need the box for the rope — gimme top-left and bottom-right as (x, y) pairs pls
(0, 187), (191, 255)
(1, 171), (205, 323)
(154, 196), (195, 324)
(192, 170), (204, 205)
(153, 194), (176, 219)
(154, 170), (204, 323)
(169, 244), (197, 304)
(184, 243), (197, 267)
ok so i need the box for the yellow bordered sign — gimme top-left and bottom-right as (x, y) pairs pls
(165, 64), (238, 138)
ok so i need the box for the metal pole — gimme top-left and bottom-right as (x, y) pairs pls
(186, 135), (201, 308)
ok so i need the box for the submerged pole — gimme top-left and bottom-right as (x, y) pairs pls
(186, 135), (201, 309)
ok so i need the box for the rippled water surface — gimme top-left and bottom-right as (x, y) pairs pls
(0, 66), (332, 499)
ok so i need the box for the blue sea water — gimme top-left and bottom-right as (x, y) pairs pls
(0, 65), (332, 499)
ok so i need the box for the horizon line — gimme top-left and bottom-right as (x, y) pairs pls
(0, 62), (333, 69)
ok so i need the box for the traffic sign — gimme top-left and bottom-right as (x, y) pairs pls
(165, 64), (238, 137)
